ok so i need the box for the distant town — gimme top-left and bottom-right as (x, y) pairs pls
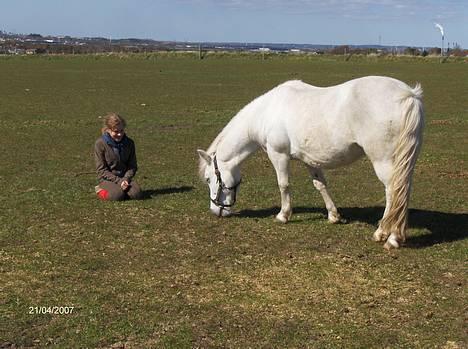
(0, 31), (466, 57)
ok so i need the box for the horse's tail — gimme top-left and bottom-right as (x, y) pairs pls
(380, 83), (424, 247)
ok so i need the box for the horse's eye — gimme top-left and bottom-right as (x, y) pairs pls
(206, 178), (210, 184)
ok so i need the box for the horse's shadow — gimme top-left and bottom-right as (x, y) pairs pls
(141, 186), (194, 199)
(237, 206), (468, 248)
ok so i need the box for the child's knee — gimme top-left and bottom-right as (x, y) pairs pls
(97, 189), (125, 201)
(108, 190), (126, 201)
(127, 182), (142, 200)
(96, 182), (126, 201)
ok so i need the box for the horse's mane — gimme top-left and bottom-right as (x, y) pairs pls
(198, 113), (242, 179)
(197, 87), (267, 179)
(198, 132), (222, 179)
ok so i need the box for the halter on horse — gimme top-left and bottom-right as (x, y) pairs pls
(210, 155), (241, 216)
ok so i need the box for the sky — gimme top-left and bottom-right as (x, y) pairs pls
(1, 0), (467, 48)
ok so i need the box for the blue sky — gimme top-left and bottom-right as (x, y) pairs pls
(1, 0), (467, 48)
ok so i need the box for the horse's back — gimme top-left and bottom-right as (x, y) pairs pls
(255, 76), (420, 167)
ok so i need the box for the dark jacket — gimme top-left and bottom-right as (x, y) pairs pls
(94, 134), (138, 184)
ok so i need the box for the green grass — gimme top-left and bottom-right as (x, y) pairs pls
(0, 54), (467, 348)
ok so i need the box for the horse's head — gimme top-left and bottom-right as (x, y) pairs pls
(197, 149), (241, 217)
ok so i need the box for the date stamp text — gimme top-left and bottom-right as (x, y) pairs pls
(29, 306), (75, 315)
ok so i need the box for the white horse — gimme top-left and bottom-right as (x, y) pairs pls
(198, 76), (424, 249)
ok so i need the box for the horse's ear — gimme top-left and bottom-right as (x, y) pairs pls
(197, 149), (212, 165)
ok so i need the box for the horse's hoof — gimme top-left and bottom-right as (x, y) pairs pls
(275, 213), (289, 223)
(383, 235), (400, 250)
(373, 227), (388, 242)
(328, 212), (343, 224)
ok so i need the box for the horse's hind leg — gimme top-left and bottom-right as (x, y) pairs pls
(267, 149), (292, 223)
(373, 187), (392, 242)
(307, 167), (342, 223)
(371, 161), (394, 245)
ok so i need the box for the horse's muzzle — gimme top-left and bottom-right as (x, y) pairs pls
(210, 206), (232, 217)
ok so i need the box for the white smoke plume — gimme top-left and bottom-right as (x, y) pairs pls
(434, 23), (444, 37)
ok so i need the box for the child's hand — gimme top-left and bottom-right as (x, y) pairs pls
(121, 180), (130, 191)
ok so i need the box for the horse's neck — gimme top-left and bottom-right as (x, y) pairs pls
(216, 118), (259, 168)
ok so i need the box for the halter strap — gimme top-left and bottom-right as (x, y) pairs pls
(211, 155), (241, 215)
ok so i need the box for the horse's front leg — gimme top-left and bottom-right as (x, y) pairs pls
(267, 149), (292, 223)
(307, 167), (342, 223)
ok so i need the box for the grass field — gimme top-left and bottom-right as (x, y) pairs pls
(1, 54), (467, 348)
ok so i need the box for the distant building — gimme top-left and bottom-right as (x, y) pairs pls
(9, 48), (25, 55)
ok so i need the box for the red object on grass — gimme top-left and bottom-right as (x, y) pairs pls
(98, 189), (109, 200)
